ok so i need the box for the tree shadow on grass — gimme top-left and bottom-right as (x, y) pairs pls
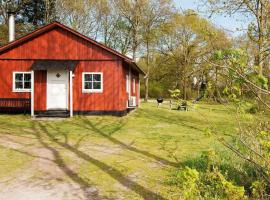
(39, 121), (167, 200)
(0, 125), (112, 199)
(138, 109), (204, 132)
(76, 117), (178, 167)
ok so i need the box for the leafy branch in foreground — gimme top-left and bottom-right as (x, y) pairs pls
(206, 48), (270, 191)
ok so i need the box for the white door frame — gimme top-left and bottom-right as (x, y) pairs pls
(46, 69), (69, 110)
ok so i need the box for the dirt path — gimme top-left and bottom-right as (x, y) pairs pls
(0, 135), (110, 200)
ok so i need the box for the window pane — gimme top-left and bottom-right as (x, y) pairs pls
(84, 74), (92, 81)
(93, 74), (101, 81)
(93, 82), (101, 89)
(15, 74), (23, 81)
(84, 82), (92, 89)
(24, 74), (31, 81)
(24, 81), (31, 89)
(15, 81), (23, 89)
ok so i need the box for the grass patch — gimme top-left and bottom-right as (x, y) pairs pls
(0, 145), (32, 179)
(0, 102), (267, 199)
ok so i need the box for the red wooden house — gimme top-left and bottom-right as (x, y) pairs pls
(0, 21), (144, 117)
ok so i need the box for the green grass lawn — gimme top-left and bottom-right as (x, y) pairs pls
(0, 145), (32, 179)
(0, 102), (258, 199)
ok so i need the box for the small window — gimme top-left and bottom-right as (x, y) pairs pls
(13, 72), (32, 92)
(133, 78), (136, 93)
(82, 72), (103, 93)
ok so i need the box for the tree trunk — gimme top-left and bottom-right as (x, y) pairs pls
(257, 3), (265, 99)
(183, 77), (187, 100)
(132, 28), (137, 60)
(214, 66), (219, 102)
(144, 76), (149, 102)
(144, 40), (150, 102)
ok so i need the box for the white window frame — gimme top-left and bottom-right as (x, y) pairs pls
(133, 78), (136, 93)
(82, 72), (103, 93)
(13, 72), (32, 92)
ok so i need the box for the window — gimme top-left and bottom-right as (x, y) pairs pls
(133, 78), (136, 93)
(13, 72), (32, 92)
(82, 72), (103, 93)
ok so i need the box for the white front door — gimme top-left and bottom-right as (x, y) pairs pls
(47, 69), (68, 110)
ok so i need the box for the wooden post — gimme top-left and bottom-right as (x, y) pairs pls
(69, 70), (73, 117)
(31, 70), (34, 117)
(138, 79), (140, 107)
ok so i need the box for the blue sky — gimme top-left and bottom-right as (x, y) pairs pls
(173, 0), (252, 36)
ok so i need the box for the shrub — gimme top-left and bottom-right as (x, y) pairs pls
(251, 181), (269, 200)
(169, 167), (200, 199)
(167, 151), (247, 200)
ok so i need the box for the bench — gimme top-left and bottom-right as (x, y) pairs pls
(0, 98), (31, 114)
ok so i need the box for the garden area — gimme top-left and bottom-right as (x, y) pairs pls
(0, 101), (268, 199)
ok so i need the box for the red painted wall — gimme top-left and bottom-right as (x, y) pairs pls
(0, 60), (46, 111)
(0, 60), (32, 99)
(122, 64), (140, 107)
(34, 70), (46, 111)
(0, 59), (139, 112)
(73, 60), (126, 111)
(0, 27), (118, 60)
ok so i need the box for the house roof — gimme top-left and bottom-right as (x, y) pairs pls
(0, 21), (145, 75)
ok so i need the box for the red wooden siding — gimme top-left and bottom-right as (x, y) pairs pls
(122, 64), (140, 107)
(0, 27), (118, 60)
(73, 61), (126, 111)
(34, 70), (46, 111)
(0, 60), (32, 99)
(0, 61), (46, 111)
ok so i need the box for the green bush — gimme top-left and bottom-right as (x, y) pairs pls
(168, 166), (246, 200)
(166, 151), (249, 199)
(251, 181), (269, 200)
(169, 166), (200, 198)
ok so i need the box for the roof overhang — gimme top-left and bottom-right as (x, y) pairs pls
(124, 60), (145, 75)
(31, 60), (78, 70)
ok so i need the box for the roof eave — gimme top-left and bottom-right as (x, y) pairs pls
(125, 60), (145, 75)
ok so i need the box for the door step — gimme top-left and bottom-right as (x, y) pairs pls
(36, 110), (70, 118)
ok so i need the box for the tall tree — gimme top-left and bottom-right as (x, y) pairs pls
(113, 0), (145, 60)
(156, 11), (230, 100)
(0, 0), (31, 44)
(17, 0), (46, 26)
(141, 0), (174, 102)
(203, 0), (270, 96)
(44, 0), (57, 23)
(93, 0), (132, 54)
(0, 0), (56, 45)
(56, 0), (100, 39)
